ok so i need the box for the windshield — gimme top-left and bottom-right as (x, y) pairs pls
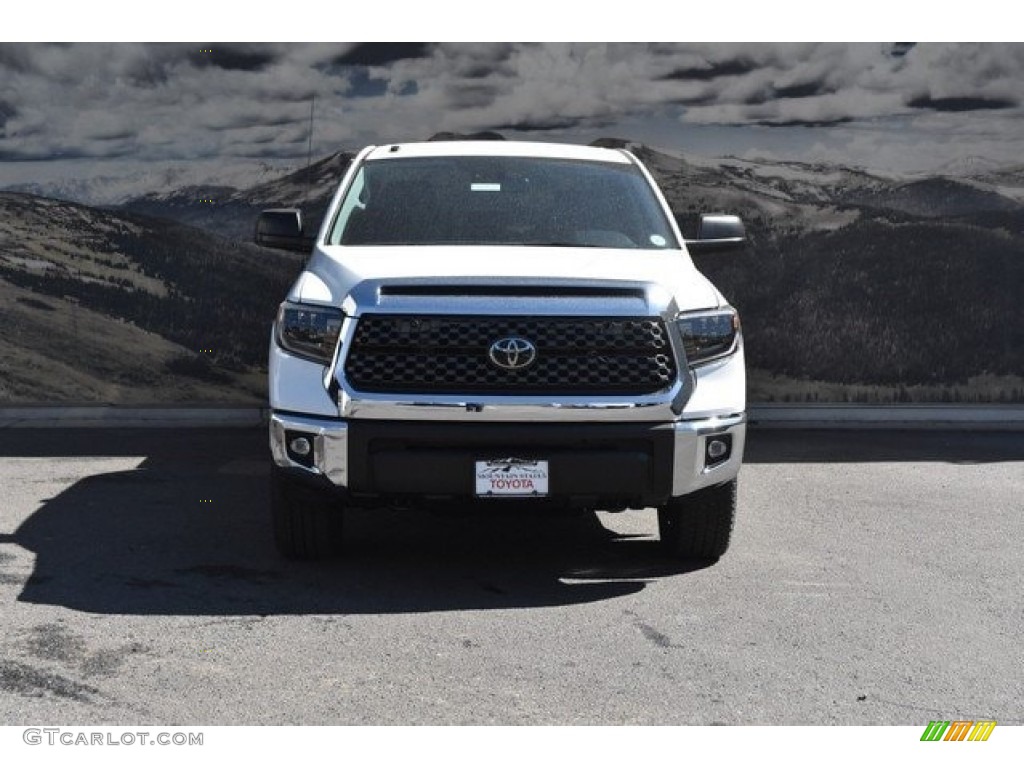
(326, 155), (679, 249)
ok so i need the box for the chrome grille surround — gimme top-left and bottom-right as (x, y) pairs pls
(344, 315), (677, 395)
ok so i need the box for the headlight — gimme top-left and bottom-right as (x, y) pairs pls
(676, 308), (740, 367)
(275, 301), (343, 364)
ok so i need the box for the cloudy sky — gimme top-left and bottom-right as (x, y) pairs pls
(2, 41), (1023, 191)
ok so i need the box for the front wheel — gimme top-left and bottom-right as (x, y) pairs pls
(657, 479), (737, 562)
(270, 467), (344, 560)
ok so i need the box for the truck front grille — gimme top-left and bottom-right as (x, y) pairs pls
(344, 315), (677, 395)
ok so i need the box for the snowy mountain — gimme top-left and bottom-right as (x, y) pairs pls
(1, 160), (295, 208)
(117, 152), (354, 241)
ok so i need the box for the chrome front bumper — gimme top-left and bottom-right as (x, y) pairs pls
(270, 412), (349, 488)
(270, 410), (745, 501)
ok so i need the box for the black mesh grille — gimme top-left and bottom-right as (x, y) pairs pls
(343, 315), (677, 394)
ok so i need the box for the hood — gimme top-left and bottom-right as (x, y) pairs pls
(289, 245), (724, 315)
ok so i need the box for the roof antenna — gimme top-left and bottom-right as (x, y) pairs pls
(304, 94), (315, 206)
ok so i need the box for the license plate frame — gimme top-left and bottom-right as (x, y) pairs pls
(475, 458), (549, 497)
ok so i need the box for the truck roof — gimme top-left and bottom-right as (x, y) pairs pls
(362, 140), (633, 164)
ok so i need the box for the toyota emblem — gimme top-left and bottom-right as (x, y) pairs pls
(488, 337), (537, 370)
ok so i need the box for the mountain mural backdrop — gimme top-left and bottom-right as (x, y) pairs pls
(1, 139), (1021, 404)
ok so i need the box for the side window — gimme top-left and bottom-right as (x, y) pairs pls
(329, 169), (367, 245)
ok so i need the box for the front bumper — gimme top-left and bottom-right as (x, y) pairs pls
(270, 410), (745, 507)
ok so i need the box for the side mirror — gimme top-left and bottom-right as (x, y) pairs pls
(684, 213), (746, 255)
(255, 209), (314, 253)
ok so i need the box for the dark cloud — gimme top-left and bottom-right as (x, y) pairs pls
(1, 120), (43, 140)
(252, 85), (317, 103)
(753, 117), (855, 128)
(0, 100), (17, 130)
(669, 93), (721, 107)
(0, 143), (135, 162)
(460, 64), (506, 80)
(774, 80), (833, 100)
(331, 43), (431, 67)
(0, 149), (36, 161)
(444, 83), (502, 110)
(890, 43), (917, 58)
(125, 58), (172, 88)
(88, 128), (136, 142)
(490, 118), (582, 133)
(441, 44), (519, 79)
(659, 58), (759, 81)
(188, 44), (278, 72)
(741, 80), (834, 106)
(908, 95), (1017, 112)
(204, 111), (301, 132)
(0, 44), (33, 73)
(468, 42), (518, 62)
(118, 43), (190, 87)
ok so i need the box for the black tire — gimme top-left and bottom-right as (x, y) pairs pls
(270, 467), (344, 560)
(657, 479), (737, 561)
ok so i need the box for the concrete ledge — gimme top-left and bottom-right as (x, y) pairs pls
(0, 404), (1022, 429)
(749, 404), (1024, 430)
(0, 406), (267, 428)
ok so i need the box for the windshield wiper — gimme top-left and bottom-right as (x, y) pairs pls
(519, 241), (604, 248)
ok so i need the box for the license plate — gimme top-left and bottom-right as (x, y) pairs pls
(475, 458), (549, 497)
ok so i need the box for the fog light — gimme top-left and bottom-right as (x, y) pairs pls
(705, 435), (732, 467)
(284, 430), (315, 468)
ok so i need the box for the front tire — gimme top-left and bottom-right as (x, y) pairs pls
(658, 479), (737, 561)
(270, 467), (344, 560)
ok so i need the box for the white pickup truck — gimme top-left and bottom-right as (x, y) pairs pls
(257, 140), (747, 562)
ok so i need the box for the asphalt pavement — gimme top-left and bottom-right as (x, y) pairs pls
(0, 428), (1021, 725)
